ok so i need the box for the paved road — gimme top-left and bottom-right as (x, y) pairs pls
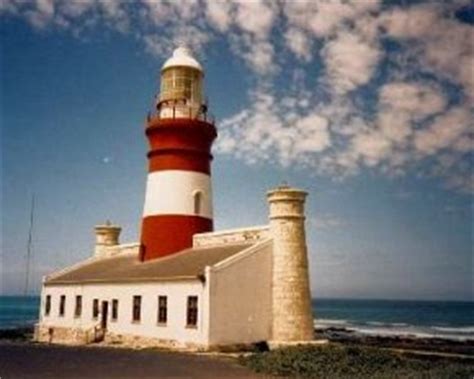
(0, 342), (273, 379)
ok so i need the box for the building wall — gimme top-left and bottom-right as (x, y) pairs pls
(39, 281), (208, 347)
(207, 240), (272, 346)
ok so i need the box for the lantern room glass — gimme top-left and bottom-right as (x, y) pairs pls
(160, 67), (203, 108)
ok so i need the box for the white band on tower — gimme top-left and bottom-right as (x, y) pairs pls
(143, 170), (213, 219)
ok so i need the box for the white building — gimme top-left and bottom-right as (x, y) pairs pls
(36, 187), (314, 350)
(35, 47), (314, 351)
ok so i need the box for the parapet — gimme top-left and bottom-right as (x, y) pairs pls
(193, 225), (270, 248)
(267, 185), (307, 220)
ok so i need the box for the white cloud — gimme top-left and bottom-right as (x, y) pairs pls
(293, 114), (330, 153)
(351, 130), (392, 167)
(285, 27), (312, 61)
(383, 3), (474, 102)
(216, 87), (331, 167)
(382, 4), (439, 39)
(98, 1), (129, 33)
(139, 0), (172, 25)
(322, 31), (381, 94)
(377, 111), (411, 143)
(414, 107), (473, 156)
(25, 0), (55, 29)
(58, 1), (93, 18)
(242, 38), (275, 75)
(205, 0), (233, 32)
(379, 82), (446, 120)
(234, 0), (276, 37)
(36, 0), (53, 15)
(0, 0), (19, 14)
(423, 20), (474, 102)
(141, 34), (167, 57)
(375, 81), (447, 144)
(283, 0), (380, 38)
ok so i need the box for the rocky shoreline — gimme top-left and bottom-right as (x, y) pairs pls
(316, 327), (474, 357)
(0, 326), (35, 341)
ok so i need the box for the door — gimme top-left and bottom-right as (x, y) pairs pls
(101, 301), (108, 330)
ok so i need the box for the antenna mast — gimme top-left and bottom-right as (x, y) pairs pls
(24, 194), (35, 296)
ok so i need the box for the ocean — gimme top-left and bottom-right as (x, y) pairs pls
(1, 296), (472, 341)
(313, 298), (474, 341)
(0, 296), (41, 329)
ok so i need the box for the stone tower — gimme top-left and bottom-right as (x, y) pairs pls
(94, 221), (121, 258)
(268, 185), (314, 342)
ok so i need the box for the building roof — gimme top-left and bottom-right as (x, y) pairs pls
(162, 47), (203, 72)
(45, 242), (254, 285)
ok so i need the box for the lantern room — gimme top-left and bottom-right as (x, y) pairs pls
(158, 46), (205, 119)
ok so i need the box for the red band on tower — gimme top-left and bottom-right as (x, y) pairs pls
(146, 118), (216, 174)
(140, 215), (213, 261)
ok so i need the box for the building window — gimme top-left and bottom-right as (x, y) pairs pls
(59, 295), (66, 317)
(111, 299), (118, 321)
(45, 295), (51, 316)
(74, 295), (82, 318)
(157, 296), (167, 324)
(132, 296), (141, 322)
(186, 296), (198, 327)
(92, 299), (99, 319)
(193, 191), (202, 215)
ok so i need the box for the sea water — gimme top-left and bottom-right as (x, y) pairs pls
(1, 296), (472, 341)
(0, 296), (40, 329)
(314, 298), (474, 341)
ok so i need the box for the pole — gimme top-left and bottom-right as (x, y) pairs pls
(24, 194), (35, 297)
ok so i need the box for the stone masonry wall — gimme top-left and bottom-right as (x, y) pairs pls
(34, 325), (208, 351)
(268, 187), (314, 342)
(35, 324), (92, 345)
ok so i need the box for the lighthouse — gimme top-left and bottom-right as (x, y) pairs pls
(140, 47), (217, 261)
(37, 45), (316, 350)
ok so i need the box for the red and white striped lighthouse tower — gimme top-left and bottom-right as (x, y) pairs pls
(140, 47), (217, 261)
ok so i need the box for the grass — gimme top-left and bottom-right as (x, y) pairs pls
(239, 344), (474, 379)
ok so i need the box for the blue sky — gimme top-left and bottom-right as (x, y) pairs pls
(1, 0), (473, 301)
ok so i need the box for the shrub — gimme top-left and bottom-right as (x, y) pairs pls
(239, 344), (474, 379)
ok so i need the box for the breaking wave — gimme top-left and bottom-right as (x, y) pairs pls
(314, 318), (474, 341)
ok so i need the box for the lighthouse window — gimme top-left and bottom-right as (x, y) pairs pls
(74, 295), (82, 318)
(193, 191), (203, 215)
(186, 296), (198, 327)
(92, 298), (99, 319)
(111, 299), (119, 321)
(132, 295), (141, 322)
(59, 295), (66, 317)
(157, 296), (167, 324)
(45, 295), (51, 316)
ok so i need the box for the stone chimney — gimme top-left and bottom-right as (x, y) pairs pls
(94, 220), (121, 258)
(268, 185), (314, 343)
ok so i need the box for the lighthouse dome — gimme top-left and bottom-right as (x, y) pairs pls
(162, 46), (202, 72)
